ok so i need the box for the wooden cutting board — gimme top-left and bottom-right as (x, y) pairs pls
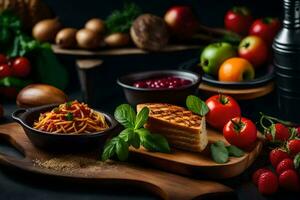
(130, 127), (263, 179)
(0, 123), (234, 200)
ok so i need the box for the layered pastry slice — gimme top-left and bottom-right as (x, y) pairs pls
(137, 103), (208, 152)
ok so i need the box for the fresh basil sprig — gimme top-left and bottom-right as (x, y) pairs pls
(102, 104), (170, 161)
(211, 140), (245, 163)
(186, 95), (209, 116)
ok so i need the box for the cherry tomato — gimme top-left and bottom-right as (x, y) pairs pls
(0, 54), (8, 65)
(238, 36), (268, 68)
(223, 117), (257, 149)
(12, 57), (31, 77)
(206, 94), (241, 130)
(0, 64), (12, 78)
(287, 139), (300, 156)
(249, 17), (281, 45)
(265, 123), (290, 142)
(224, 6), (253, 35)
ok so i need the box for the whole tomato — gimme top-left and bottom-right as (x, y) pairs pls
(287, 139), (300, 156)
(224, 6), (253, 35)
(0, 54), (8, 65)
(249, 17), (281, 45)
(0, 64), (12, 78)
(12, 57), (31, 77)
(223, 117), (257, 149)
(206, 94), (241, 130)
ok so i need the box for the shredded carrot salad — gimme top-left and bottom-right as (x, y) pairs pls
(33, 100), (109, 134)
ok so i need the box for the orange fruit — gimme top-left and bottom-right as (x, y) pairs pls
(218, 57), (255, 82)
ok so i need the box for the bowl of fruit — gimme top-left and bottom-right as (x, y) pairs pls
(117, 70), (201, 105)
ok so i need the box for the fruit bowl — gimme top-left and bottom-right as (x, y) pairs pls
(179, 58), (274, 89)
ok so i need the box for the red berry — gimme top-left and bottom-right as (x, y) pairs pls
(258, 171), (278, 195)
(11, 57), (31, 77)
(279, 169), (300, 191)
(0, 64), (12, 78)
(296, 127), (300, 137)
(276, 158), (294, 175)
(269, 149), (290, 167)
(265, 123), (290, 142)
(252, 168), (270, 185)
(287, 139), (300, 156)
(0, 54), (8, 65)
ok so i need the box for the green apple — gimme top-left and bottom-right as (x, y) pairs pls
(200, 42), (237, 76)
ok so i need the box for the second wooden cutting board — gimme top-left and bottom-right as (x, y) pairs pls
(130, 127), (263, 179)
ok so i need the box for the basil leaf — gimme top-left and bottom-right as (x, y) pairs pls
(186, 95), (209, 116)
(101, 138), (117, 161)
(138, 128), (170, 153)
(226, 145), (245, 157)
(65, 112), (73, 121)
(135, 107), (149, 129)
(118, 128), (134, 142)
(294, 153), (300, 169)
(118, 128), (140, 148)
(211, 141), (229, 163)
(130, 131), (140, 149)
(116, 137), (129, 161)
(114, 104), (136, 128)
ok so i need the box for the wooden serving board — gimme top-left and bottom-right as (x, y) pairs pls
(52, 44), (201, 56)
(131, 127), (263, 179)
(0, 123), (234, 200)
(199, 82), (275, 100)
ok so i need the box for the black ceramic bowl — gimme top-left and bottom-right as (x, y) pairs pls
(11, 104), (119, 152)
(117, 70), (201, 105)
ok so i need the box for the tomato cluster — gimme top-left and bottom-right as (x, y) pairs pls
(0, 54), (31, 78)
(206, 94), (257, 149)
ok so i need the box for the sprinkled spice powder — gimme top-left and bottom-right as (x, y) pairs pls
(33, 155), (117, 174)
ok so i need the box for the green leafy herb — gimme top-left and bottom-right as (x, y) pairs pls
(226, 145), (245, 157)
(211, 141), (229, 163)
(65, 101), (73, 108)
(137, 128), (170, 153)
(211, 140), (245, 163)
(105, 3), (142, 34)
(186, 95), (209, 116)
(0, 77), (31, 88)
(135, 107), (149, 129)
(102, 104), (170, 161)
(294, 153), (300, 169)
(114, 104), (136, 128)
(65, 112), (73, 121)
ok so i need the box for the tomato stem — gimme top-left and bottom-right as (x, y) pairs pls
(231, 117), (244, 132)
(219, 94), (229, 105)
(260, 112), (296, 127)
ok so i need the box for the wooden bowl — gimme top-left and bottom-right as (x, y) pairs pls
(11, 104), (119, 152)
(117, 70), (201, 106)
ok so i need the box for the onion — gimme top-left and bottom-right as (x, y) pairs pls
(16, 84), (68, 108)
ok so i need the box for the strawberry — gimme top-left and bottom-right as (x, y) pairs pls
(258, 171), (278, 195)
(252, 168), (271, 185)
(279, 169), (300, 191)
(276, 158), (294, 175)
(269, 149), (290, 167)
(287, 139), (300, 156)
(266, 123), (290, 142)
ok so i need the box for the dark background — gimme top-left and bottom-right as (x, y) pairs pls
(0, 1), (293, 200)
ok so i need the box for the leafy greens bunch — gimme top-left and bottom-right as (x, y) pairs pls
(0, 10), (68, 90)
(102, 104), (170, 161)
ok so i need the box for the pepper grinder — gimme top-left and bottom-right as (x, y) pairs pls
(273, 0), (300, 122)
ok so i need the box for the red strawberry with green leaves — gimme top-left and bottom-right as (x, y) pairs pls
(265, 123), (290, 142)
(269, 149), (290, 167)
(258, 171), (278, 194)
(252, 168), (271, 185)
(276, 158), (294, 175)
(279, 169), (300, 191)
(287, 139), (300, 156)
